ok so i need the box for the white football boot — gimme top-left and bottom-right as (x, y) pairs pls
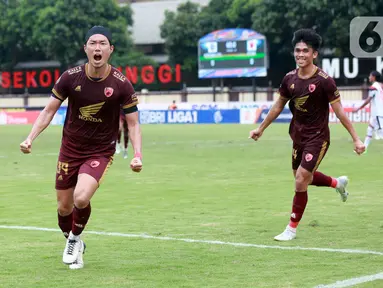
(274, 226), (297, 241)
(69, 241), (86, 270)
(335, 176), (349, 202)
(62, 231), (82, 264)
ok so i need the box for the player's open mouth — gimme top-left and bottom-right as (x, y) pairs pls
(94, 55), (102, 61)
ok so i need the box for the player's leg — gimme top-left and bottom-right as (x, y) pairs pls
(306, 141), (348, 201)
(364, 117), (375, 150)
(55, 155), (86, 265)
(56, 156), (79, 238)
(63, 173), (97, 267)
(274, 165), (310, 241)
(63, 156), (113, 267)
(115, 118), (123, 154)
(123, 119), (129, 159)
(375, 116), (383, 139)
(274, 144), (302, 241)
(57, 188), (74, 239)
(275, 141), (343, 241)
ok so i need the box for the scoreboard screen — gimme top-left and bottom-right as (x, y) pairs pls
(198, 29), (268, 79)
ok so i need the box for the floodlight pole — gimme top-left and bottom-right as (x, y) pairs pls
(252, 77), (256, 101)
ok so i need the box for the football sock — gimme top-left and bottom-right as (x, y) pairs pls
(364, 125), (373, 147)
(311, 171), (337, 188)
(58, 211), (73, 238)
(289, 191), (308, 229)
(72, 203), (91, 236)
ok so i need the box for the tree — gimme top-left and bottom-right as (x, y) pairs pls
(0, 0), (150, 69)
(160, 1), (203, 71)
(198, 0), (234, 35)
(30, 0), (134, 67)
(226, 0), (260, 29)
(251, 0), (383, 84)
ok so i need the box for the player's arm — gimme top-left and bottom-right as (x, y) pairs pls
(120, 77), (142, 171)
(20, 72), (68, 153)
(258, 96), (289, 132)
(325, 78), (361, 142)
(27, 97), (62, 141)
(125, 109), (142, 157)
(353, 97), (372, 112)
(331, 101), (360, 140)
(20, 96), (62, 154)
(258, 75), (291, 132)
(249, 75), (291, 141)
(353, 89), (376, 112)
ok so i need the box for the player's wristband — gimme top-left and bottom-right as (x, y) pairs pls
(134, 152), (142, 159)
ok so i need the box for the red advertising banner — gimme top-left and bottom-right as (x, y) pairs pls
(0, 64), (182, 90)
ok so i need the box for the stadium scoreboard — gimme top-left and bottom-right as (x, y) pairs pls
(198, 29), (268, 79)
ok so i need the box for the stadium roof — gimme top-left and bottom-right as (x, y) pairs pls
(128, 0), (210, 45)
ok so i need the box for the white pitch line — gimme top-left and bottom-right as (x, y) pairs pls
(315, 272), (383, 288)
(1, 225), (383, 256)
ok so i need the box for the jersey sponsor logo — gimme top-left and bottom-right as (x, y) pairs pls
(305, 153), (313, 162)
(290, 83), (295, 90)
(79, 101), (105, 122)
(75, 85), (81, 92)
(104, 87), (114, 97)
(67, 66), (82, 75)
(131, 93), (138, 102)
(334, 90), (340, 97)
(294, 95), (309, 112)
(309, 84), (316, 92)
(90, 160), (100, 168)
(112, 71), (126, 82)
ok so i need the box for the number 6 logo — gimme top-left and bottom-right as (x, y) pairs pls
(350, 17), (383, 57)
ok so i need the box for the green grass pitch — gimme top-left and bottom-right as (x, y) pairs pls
(0, 123), (382, 288)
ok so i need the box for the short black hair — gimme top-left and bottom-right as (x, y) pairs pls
(292, 29), (322, 51)
(370, 71), (381, 81)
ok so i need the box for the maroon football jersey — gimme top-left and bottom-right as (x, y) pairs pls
(52, 64), (138, 158)
(278, 67), (340, 144)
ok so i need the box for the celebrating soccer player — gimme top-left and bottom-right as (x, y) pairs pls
(20, 26), (143, 268)
(249, 29), (365, 241)
(353, 71), (383, 151)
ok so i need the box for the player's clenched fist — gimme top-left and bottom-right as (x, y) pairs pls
(130, 153), (142, 172)
(353, 139), (366, 155)
(249, 128), (263, 141)
(20, 138), (32, 154)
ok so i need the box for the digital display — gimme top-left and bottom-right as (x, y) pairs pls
(198, 29), (268, 79)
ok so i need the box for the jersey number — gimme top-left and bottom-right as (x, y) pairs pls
(57, 161), (69, 175)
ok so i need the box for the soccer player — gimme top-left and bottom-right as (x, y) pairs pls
(249, 29), (365, 241)
(115, 108), (130, 159)
(19, 26), (143, 268)
(353, 71), (383, 151)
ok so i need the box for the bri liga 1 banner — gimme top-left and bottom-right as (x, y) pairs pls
(240, 106), (371, 124)
(139, 109), (240, 124)
(0, 101), (372, 125)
